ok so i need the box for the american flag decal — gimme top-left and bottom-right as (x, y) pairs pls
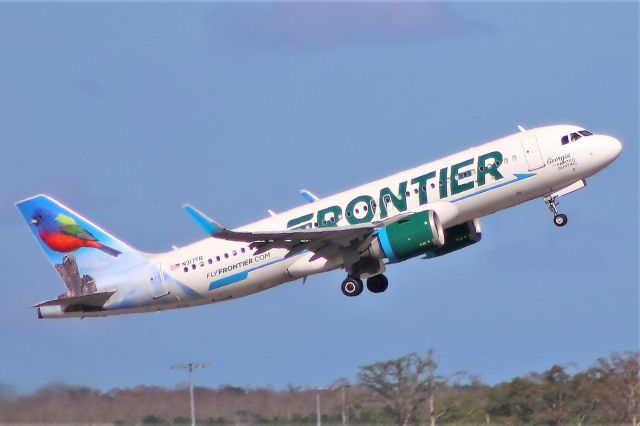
(170, 263), (180, 271)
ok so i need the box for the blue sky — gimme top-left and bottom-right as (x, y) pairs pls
(1, 2), (637, 393)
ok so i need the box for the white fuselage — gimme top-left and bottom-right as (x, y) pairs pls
(80, 124), (622, 317)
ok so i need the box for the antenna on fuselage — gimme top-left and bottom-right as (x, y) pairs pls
(517, 125), (527, 132)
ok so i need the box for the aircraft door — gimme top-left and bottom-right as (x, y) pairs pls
(521, 136), (545, 171)
(147, 263), (169, 299)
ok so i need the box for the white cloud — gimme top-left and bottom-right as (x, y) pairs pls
(206, 3), (486, 48)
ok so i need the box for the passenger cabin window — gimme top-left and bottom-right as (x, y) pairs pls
(457, 170), (474, 180)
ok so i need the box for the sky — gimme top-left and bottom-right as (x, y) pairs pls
(0, 2), (637, 394)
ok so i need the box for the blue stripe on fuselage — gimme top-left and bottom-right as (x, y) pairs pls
(209, 271), (249, 290)
(208, 253), (305, 291)
(450, 173), (536, 203)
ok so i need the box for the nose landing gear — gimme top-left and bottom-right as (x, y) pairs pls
(545, 196), (568, 227)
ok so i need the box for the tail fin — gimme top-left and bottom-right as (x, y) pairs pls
(16, 194), (143, 298)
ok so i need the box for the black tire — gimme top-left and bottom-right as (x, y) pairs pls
(366, 274), (389, 293)
(553, 214), (568, 227)
(341, 277), (364, 297)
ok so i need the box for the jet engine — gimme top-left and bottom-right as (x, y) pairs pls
(367, 213), (482, 264)
(369, 210), (445, 264)
(424, 218), (482, 258)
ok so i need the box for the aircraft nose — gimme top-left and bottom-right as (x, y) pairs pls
(604, 135), (623, 161)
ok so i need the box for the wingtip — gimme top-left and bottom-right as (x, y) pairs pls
(182, 203), (224, 235)
(299, 189), (319, 203)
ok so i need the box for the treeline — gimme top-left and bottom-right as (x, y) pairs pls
(0, 351), (637, 425)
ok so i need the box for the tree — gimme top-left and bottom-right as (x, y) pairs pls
(590, 351), (640, 425)
(567, 372), (600, 426)
(486, 377), (539, 424)
(531, 364), (571, 425)
(357, 349), (454, 426)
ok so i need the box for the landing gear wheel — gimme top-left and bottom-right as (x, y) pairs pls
(366, 274), (389, 293)
(545, 196), (568, 228)
(341, 276), (364, 297)
(553, 214), (568, 227)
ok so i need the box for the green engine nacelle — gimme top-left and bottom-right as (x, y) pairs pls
(374, 211), (445, 263)
(424, 219), (482, 259)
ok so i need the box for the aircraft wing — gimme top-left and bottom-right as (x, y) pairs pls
(216, 223), (376, 244)
(183, 201), (459, 258)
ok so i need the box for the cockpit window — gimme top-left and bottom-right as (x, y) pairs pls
(562, 129), (594, 145)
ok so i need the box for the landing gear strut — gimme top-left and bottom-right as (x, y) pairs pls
(545, 196), (568, 227)
(341, 276), (363, 297)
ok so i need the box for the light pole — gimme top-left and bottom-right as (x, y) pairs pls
(171, 362), (209, 426)
(341, 383), (350, 426)
(315, 387), (328, 426)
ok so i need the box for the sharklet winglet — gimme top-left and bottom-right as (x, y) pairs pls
(182, 204), (224, 235)
(299, 189), (319, 203)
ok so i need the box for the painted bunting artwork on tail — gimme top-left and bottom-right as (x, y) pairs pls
(31, 208), (122, 257)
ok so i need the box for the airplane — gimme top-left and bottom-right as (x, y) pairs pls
(16, 124), (622, 319)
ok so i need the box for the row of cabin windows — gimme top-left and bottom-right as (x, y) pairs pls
(452, 155), (517, 181)
(183, 246), (252, 272)
(561, 130), (593, 145)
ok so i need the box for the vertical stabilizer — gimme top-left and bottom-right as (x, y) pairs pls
(16, 194), (145, 299)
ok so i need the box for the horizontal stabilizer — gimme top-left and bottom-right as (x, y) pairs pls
(183, 204), (223, 235)
(33, 290), (116, 309)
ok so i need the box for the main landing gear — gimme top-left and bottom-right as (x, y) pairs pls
(340, 274), (388, 297)
(366, 274), (389, 293)
(341, 276), (363, 297)
(545, 196), (568, 227)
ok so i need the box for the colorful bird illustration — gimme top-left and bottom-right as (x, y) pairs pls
(31, 208), (121, 257)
